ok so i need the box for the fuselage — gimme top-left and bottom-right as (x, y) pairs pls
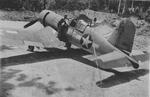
(39, 10), (117, 55)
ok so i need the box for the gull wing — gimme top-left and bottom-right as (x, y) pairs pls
(0, 26), (63, 48)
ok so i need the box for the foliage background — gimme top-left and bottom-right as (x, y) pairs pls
(0, 0), (106, 11)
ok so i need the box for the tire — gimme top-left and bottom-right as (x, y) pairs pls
(27, 46), (34, 52)
(65, 42), (71, 50)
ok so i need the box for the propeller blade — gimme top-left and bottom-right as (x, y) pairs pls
(24, 19), (39, 28)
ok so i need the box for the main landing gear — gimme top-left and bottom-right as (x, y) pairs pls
(65, 42), (71, 50)
(27, 45), (34, 52)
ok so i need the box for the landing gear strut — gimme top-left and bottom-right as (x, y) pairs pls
(65, 42), (71, 50)
(27, 45), (34, 52)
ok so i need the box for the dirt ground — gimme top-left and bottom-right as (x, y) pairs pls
(0, 10), (150, 97)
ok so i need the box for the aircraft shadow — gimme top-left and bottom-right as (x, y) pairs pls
(1, 48), (149, 74)
(1, 48), (149, 88)
(96, 69), (149, 88)
(1, 48), (90, 67)
(1, 47), (121, 74)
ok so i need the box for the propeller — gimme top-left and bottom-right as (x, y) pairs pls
(24, 19), (39, 28)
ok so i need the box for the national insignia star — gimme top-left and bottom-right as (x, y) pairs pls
(81, 35), (92, 48)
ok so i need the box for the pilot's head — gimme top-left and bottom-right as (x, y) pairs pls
(94, 18), (97, 22)
(64, 15), (68, 19)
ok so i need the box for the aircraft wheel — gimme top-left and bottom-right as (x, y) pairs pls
(27, 46), (34, 52)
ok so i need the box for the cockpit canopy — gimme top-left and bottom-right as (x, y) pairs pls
(70, 14), (92, 33)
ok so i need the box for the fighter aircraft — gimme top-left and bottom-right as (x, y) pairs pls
(0, 10), (148, 72)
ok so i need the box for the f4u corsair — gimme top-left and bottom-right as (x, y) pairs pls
(0, 10), (148, 72)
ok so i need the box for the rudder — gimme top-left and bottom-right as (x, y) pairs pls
(108, 18), (136, 53)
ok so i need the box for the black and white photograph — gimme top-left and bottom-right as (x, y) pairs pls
(0, 0), (150, 97)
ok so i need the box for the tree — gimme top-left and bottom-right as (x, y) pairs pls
(118, 0), (122, 14)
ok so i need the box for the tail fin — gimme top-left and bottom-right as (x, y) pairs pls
(108, 18), (136, 53)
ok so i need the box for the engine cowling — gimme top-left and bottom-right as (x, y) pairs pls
(39, 10), (64, 30)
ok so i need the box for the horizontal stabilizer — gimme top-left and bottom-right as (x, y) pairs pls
(87, 50), (148, 69)
(91, 51), (130, 69)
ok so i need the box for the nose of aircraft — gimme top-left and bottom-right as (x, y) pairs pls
(24, 10), (63, 29)
(39, 10), (63, 29)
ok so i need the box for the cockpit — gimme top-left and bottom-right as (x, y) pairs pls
(70, 19), (90, 34)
